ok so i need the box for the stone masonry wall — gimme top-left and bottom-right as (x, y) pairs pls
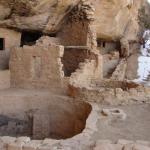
(10, 40), (64, 89)
(69, 57), (102, 89)
(70, 81), (150, 105)
(0, 28), (21, 50)
(0, 136), (150, 150)
(62, 48), (100, 77)
(58, 21), (89, 46)
(0, 28), (21, 69)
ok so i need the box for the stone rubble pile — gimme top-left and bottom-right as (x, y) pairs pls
(0, 136), (150, 150)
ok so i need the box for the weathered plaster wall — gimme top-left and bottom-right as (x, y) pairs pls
(0, 28), (21, 69)
(0, 28), (21, 49)
(10, 41), (64, 89)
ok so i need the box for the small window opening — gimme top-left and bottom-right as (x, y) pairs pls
(97, 39), (106, 48)
(0, 38), (4, 50)
(103, 42), (106, 47)
(97, 39), (101, 47)
(21, 31), (42, 47)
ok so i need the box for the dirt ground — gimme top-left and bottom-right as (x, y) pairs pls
(93, 104), (150, 142)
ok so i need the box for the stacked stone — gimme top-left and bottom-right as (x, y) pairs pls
(0, 136), (150, 150)
(68, 0), (95, 22)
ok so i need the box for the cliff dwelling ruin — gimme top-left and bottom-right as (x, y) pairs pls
(0, 0), (149, 150)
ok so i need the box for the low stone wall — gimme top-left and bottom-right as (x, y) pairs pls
(0, 137), (150, 150)
(91, 80), (139, 89)
(68, 80), (150, 105)
(70, 59), (101, 88)
(69, 51), (103, 88)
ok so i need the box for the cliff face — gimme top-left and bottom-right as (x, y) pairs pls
(0, 0), (80, 32)
(92, 0), (145, 41)
(0, 0), (146, 41)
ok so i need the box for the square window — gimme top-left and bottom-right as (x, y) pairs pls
(0, 38), (5, 50)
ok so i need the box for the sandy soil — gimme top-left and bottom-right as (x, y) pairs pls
(93, 104), (150, 142)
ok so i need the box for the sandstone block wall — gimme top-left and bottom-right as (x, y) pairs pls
(58, 21), (89, 46)
(0, 28), (21, 50)
(71, 80), (150, 105)
(0, 137), (150, 150)
(10, 43), (64, 89)
(70, 56), (102, 88)
(62, 48), (101, 77)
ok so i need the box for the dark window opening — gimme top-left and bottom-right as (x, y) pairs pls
(0, 38), (5, 50)
(97, 39), (121, 50)
(103, 42), (106, 47)
(97, 39), (102, 47)
(21, 31), (43, 47)
(116, 41), (121, 51)
(97, 39), (106, 48)
(48, 33), (57, 37)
